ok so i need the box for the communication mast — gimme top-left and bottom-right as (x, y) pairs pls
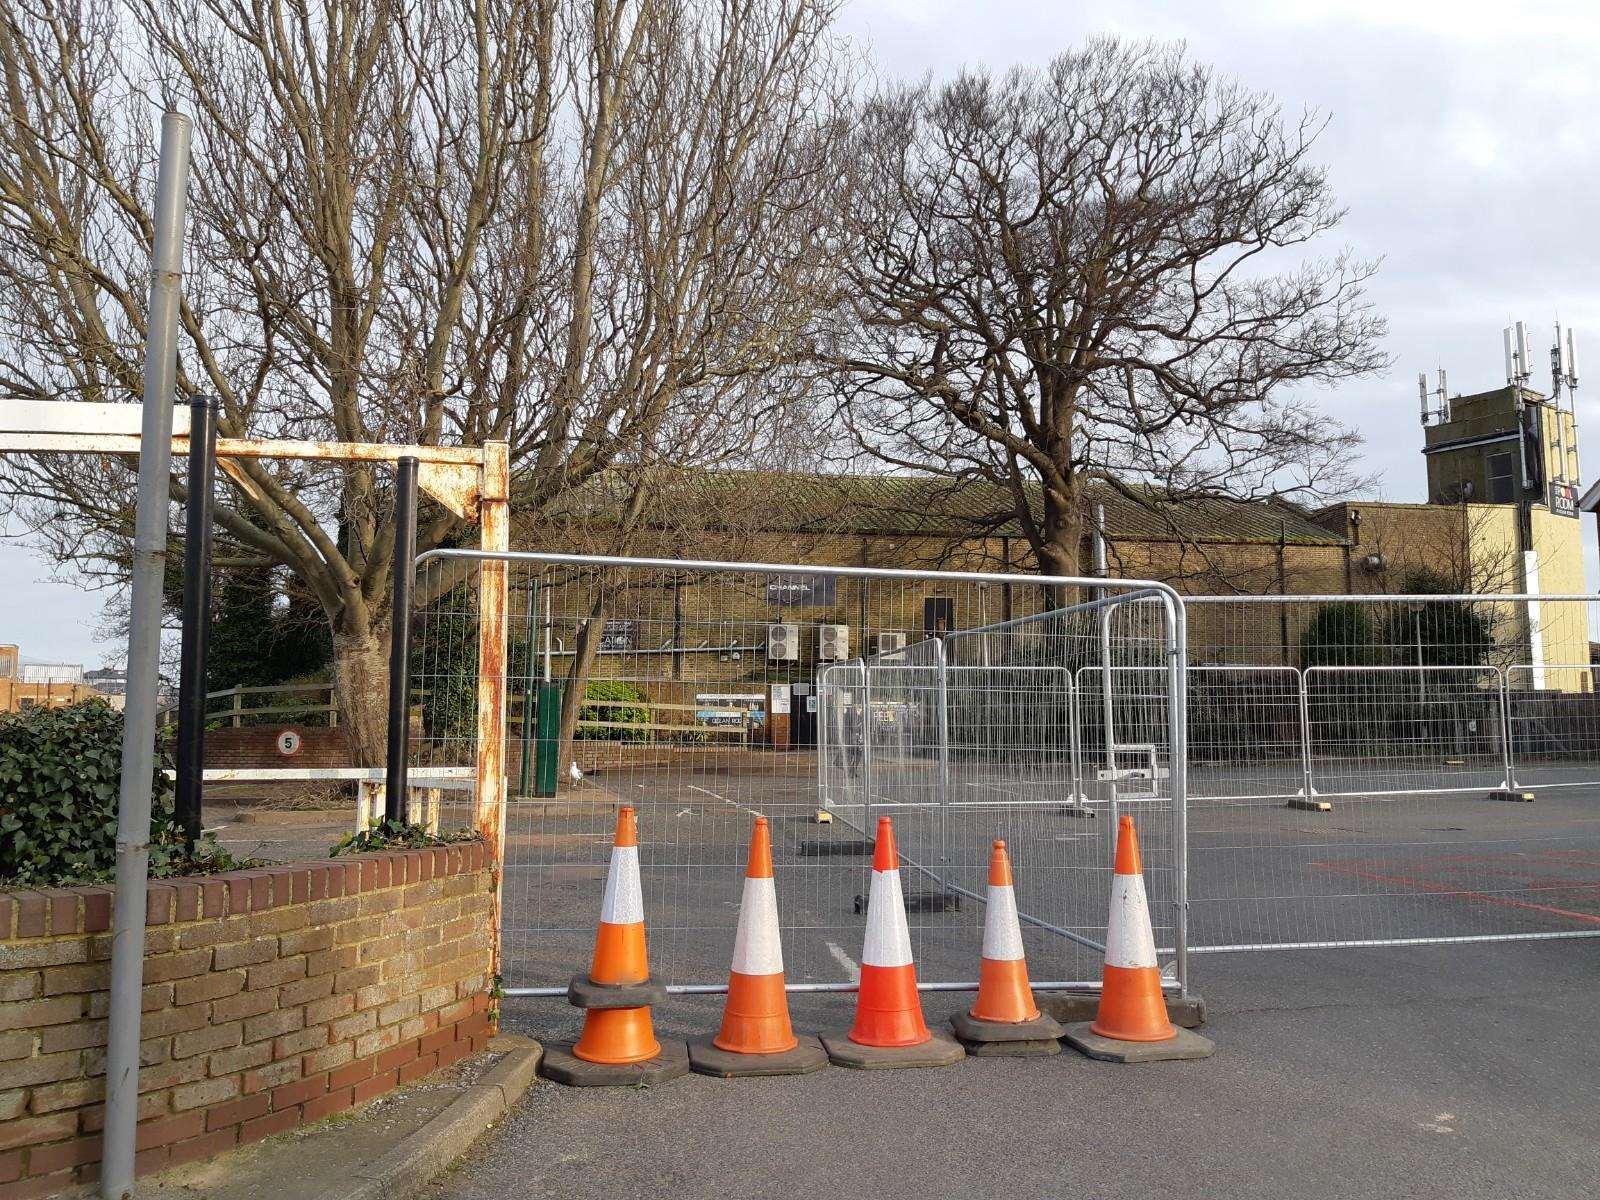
(1550, 321), (1580, 483)
(1418, 367), (1450, 425)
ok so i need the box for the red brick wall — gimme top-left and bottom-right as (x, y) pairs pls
(204, 725), (352, 771)
(0, 846), (495, 1199)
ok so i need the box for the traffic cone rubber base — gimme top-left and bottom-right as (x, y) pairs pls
(820, 1029), (965, 1070)
(539, 1038), (691, 1087)
(950, 1010), (1063, 1058)
(1035, 990), (1209, 1029)
(1062, 1021), (1215, 1064)
(688, 1034), (830, 1078)
(567, 973), (668, 1009)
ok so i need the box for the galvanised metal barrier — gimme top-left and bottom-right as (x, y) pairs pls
(406, 551), (1189, 998)
(1181, 594), (1600, 953)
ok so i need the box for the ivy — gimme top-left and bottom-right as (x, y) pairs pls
(0, 700), (254, 886)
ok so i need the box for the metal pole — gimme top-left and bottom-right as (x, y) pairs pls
(103, 109), (191, 1200)
(384, 456), (418, 822)
(1298, 668), (1315, 802)
(1094, 504), (1115, 773)
(934, 639), (950, 864)
(174, 396), (217, 850)
(1498, 667), (1517, 791)
(1164, 591), (1190, 998)
(859, 659), (873, 834)
(518, 578), (537, 797)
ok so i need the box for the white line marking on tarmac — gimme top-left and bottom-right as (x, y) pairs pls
(825, 940), (860, 982)
(687, 783), (764, 821)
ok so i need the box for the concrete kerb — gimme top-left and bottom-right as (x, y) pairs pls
(340, 1034), (544, 1200)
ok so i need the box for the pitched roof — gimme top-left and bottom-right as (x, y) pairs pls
(551, 469), (1348, 548)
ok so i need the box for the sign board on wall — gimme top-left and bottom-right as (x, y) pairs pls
(765, 573), (837, 607)
(598, 619), (637, 652)
(771, 684), (792, 714)
(1550, 482), (1579, 518)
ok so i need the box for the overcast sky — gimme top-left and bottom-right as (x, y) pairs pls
(3, 0), (1597, 666)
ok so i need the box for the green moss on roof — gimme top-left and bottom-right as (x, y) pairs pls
(552, 469), (1348, 547)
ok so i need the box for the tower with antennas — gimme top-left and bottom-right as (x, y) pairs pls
(1421, 321), (1580, 515)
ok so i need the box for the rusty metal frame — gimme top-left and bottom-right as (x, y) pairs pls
(0, 419), (513, 976)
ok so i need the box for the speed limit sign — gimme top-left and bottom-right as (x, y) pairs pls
(275, 729), (302, 757)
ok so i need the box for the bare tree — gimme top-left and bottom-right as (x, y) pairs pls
(831, 37), (1387, 581)
(0, 0), (850, 762)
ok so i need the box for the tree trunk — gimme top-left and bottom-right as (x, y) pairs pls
(1036, 491), (1086, 608)
(332, 624), (389, 769)
(557, 595), (608, 773)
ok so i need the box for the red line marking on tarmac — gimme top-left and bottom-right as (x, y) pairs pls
(1311, 861), (1600, 927)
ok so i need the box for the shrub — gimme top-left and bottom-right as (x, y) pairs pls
(0, 700), (244, 886)
(1378, 568), (1494, 667)
(1298, 603), (1379, 669)
(329, 818), (480, 856)
(576, 679), (651, 742)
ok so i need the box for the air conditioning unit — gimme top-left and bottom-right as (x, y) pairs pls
(876, 632), (908, 658)
(766, 623), (799, 661)
(818, 623), (849, 661)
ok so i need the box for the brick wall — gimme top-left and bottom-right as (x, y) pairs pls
(204, 725), (352, 771)
(0, 845), (496, 1199)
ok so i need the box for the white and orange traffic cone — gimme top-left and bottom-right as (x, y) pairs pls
(1092, 814), (1174, 1043)
(689, 817), (828, 1077)
(821, 817), (964, 1068)
(542, 807), (690, 1085)
(950, 841), (1061, 1055)
(1061, 814), (1214, 1063)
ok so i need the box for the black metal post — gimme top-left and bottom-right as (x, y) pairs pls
(174, 396), (217, 852)
(385, 457), (419, 823)
(518, 579), (537, 798)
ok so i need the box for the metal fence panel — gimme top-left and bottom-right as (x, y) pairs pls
(1183, 595), (1600, 953)
(821, 595), (1186, 992)
(409, 553), (1187, 995)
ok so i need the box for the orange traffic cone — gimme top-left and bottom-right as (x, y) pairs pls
(572, 807), (666, 1066)
(970, 840), (1039, 1023)
(715, 817), (796, 1054)
(541, 807), (689, 1085)
(689, 817), (829, 1077)
(950, 841), (1062, 1055)
(851, 817), (928, 1047)
(821, 817), (963, 1068)
(1090, 814), (1175, 1043)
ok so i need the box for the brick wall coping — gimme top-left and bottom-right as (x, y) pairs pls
(0, 842), (489, 942)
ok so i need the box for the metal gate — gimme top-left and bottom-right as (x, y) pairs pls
(406, 551), (1189, 998)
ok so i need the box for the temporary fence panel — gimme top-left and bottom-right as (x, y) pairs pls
(1182, 594), (1600, 953)
(819, 593), (1186, 992)
(1505, 664), (1600, 791)
(408, 552), (1187, 997)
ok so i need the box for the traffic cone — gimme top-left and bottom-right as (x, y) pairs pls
(970, 840), (1039, 1023)
(573, 806), (660, 1064)
(541, 807), (689, 1085)
(950, 841), (1062, 1055)
(689, 817), (828, 1077)
(1090, 814), (1175, 1043)
(821, 817), (963, 1068)
(851, 816), (927, 1047)
(1061, 814), (1212, 1063)
(715, 817), (796, 1054)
